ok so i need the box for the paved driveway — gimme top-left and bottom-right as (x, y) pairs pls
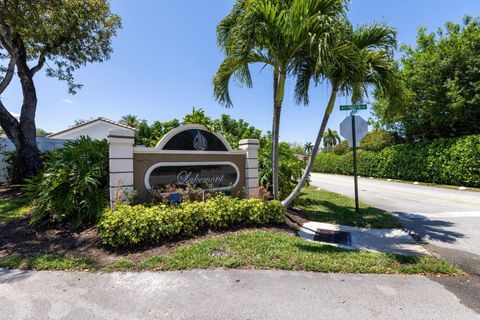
(1, 269), (478, 320)
(310, 173), (480, 273)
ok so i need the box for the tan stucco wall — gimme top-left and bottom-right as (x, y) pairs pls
(133, 153), (246, 202)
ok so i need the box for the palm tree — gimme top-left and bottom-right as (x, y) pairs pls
(323, 129), (341, 152)
(183, 107), (213, 129)
(119, 114), (141, 128)
(213, 0), (346, 199)
(282, 22), (398, 207)
(304, 142), (314, 154)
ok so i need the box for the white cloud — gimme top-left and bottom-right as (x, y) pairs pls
(62, 98), (74, 104)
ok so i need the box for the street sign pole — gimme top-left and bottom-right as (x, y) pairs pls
(351, 111), (360, 215)
(340, 105), (368, 217)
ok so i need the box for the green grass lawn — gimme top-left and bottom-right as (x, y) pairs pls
(0, 195), (31, 223)
(296, 187), (402, 229)
(0, 230), (461, 276)
(0, 254), (96, 271)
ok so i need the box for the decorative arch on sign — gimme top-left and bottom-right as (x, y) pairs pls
(155, 124), (233, 152)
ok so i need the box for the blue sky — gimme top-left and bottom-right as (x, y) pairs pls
(3, 0), (480, 143)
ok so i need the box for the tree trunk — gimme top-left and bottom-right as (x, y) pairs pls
(14, 137), (42, 182)
(0, 105), (41, 182)
(271, 72), (286, 200)
(1, 100), (42, 183)
(282, 86), (339, 208)
(0, 33), (42, 182)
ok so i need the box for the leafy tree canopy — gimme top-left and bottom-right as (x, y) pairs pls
(119, 114), (141, 128)
(360, 130), (400, 152)
(132, 108), (263, 149)
(0, 0), (121, 94)
(0, 0), (121, 180)
(373, 16), (480, 141)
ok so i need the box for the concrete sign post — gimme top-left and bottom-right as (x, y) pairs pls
(340, 113), (369, 215)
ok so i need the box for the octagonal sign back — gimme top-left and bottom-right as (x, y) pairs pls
(340, 116), (369, 147)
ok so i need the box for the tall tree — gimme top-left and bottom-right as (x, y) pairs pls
(182, 107), (213, 128)
(119, 114), (142, 129)
(282, 22), (398, 207)
(373, 17), (480, 141)
(0, 0), (120, 181)
(323, 128), (341, 152)
(213, 0), (346, 199)
(304, 142), (314, 154)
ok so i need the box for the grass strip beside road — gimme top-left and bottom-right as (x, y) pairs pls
(296, 187), (402, 229)
(0, 254), (96, 271)
(0, 230), (461, 276)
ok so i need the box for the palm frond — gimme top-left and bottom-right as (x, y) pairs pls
(351, 23), (397, 52)
(213, 52), (271, 108)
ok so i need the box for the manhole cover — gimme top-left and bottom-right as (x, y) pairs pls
(314, 229), (352, 246)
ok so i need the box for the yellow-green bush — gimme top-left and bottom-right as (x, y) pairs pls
(99, 196), (285, 248)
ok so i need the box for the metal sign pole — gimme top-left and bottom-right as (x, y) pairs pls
(351, 113), (360, 215)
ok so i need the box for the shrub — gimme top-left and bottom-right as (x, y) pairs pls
(332, 140), (351, 155)
(312, 134), (480, 187)
(98, 196), (285, 248)
(360, 130), (399, 152)
(26, 137), (109, 227)
(259, 140), (306, 198)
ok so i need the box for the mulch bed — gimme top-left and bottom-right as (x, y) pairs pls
(0, 186), (293, 265)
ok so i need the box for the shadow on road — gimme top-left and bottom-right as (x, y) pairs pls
(394, 212), (465, 244)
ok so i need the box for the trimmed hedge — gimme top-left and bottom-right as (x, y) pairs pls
(312, 135), (480, 187)
(99, 196), (285, 248)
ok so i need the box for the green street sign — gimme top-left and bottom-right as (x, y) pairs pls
(340, 104), (368, 111)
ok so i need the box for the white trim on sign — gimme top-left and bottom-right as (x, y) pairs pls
(154, 124), (234, 152)
(144, 161), (241, 193)
(133, 148), (246, 155)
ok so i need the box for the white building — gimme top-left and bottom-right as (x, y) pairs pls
(48, 117), (136, 140)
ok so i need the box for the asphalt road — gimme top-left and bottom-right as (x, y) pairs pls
(310, 173), (480, 273)
(1, 269), (478, 320)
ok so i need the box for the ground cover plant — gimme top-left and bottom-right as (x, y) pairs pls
(296, 187), (402, 229)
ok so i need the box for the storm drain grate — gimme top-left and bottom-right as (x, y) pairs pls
(313, 229), (352, 246)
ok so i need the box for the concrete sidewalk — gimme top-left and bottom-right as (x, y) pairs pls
(1, 268), (478, 320)
(298, 220), (431, 256)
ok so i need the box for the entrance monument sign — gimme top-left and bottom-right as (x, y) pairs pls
(107, 124), (259, 207)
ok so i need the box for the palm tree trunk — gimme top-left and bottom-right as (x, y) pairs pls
(271, 72), (286, 200)
(282, 86), (338, 208)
